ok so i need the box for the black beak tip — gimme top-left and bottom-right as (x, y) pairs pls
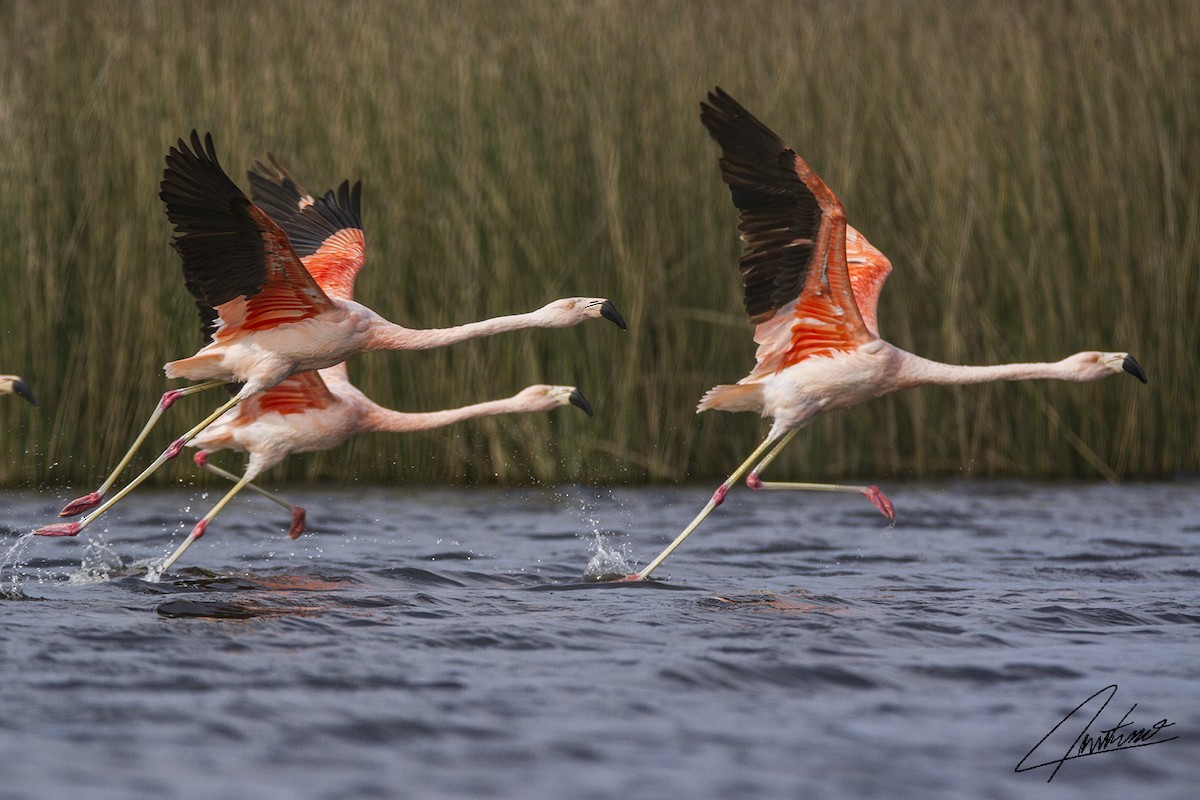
(14, 380), (36, 406)
(1122, 354), (1148, 384)
(600, 300), (627, 331)
(569, 389), (594, 417)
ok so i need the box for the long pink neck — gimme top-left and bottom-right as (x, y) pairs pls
(363, 396), (538, 433)
(365, 311), (543, 352)
(896, 354), (1080, 389)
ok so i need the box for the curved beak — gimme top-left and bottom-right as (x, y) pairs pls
(13, 379), (36, 406)
(568, 388), (594, 416)
(1122, 355), (1148, 384)
(599, 300), (627, 331)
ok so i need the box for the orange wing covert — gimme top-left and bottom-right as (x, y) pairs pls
(248, 163), (367, 303)
(234, 370), (336, 421)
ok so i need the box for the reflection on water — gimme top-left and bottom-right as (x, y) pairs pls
(1, 482), (1197, 799)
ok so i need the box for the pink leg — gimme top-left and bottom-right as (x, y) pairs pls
(619, 483), (731, 579)
(194, 453), (300, 538)
(191, 518), (209, 540)
(627, 434), (787, 581)
(160, 389), (186, 410)
(58, 384), (224, 517)
(157, 519), (208, 574)
(162, 437), (187, 461)
(746, 471), (896, 522)
(39, 393), (243, 538)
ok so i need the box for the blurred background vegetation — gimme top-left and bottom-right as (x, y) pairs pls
(0, 0), (1194, 489)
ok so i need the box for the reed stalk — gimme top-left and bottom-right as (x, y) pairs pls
(0, 0), (1193, 486)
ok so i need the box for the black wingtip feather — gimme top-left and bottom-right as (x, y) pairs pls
(161, 131), (268, 319)
(282, 179), (364, 258)
(248, 153), (312, 225)
(699, 87), (823, 324)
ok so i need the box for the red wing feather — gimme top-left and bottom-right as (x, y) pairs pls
(287, 182), (365, 302)
(298, 223), (366, 302)
(845, 225), (893, 337)
(212, 204), (334, 339)
(234, 370), (336, 422)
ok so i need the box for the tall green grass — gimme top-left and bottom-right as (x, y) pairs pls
(0, 0), (1193, 487)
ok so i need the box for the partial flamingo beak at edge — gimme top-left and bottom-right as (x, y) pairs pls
(1122, 355), (1148, 384)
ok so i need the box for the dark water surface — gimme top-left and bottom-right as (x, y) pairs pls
(1, 482), (1197, 799)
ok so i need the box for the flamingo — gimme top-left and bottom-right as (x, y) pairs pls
(37, 132), (624, 538)
(627, 88), (1147, 581)
(159, 157), (596, 570)
(163, 364), (594, 572)
(0, 375), (36, 405)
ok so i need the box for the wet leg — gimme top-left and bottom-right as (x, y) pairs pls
(159, 469), (254, 572)
(59, 380), (227, 516)
(36, 394), (244, 537)
(744, 435), (894, 520)
(194, 452), (306, 539)
(629, 433), (787, 581)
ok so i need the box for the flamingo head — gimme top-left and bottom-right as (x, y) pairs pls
(517, 385), (594, 416)
(539, 298), (627, 330)
(1065, 352), (1147, 384)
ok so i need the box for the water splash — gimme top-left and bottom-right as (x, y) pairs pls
(582, 532), (635, 582)
(556, 486), (638, 581)
(64, 535), (126, 585)
(1, 532), (37, 599)
(144, 562), (166, 584)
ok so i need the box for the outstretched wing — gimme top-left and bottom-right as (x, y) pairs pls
(249, 158), (366, 302)
(160, 131), (335, 343)
(699, 88), (875, 378)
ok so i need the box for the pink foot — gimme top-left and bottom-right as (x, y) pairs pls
(863, 486), (895, 521)
(36, 522), (84, 537)
(287, 507), (306, 540)
(162, 438), (187, 461)
(59, 491), (103, 517)
(620, 573), (644, 582)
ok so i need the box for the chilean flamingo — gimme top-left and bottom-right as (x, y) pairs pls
(0, 375), (36, 405)
(628, 88), (1147, 581)
(162, 364), (594, 572)
(161, 157), (595, 570)
(38, 132), (624, 537)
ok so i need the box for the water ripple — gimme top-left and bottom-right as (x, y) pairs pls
(0, 483), (1196, 800)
